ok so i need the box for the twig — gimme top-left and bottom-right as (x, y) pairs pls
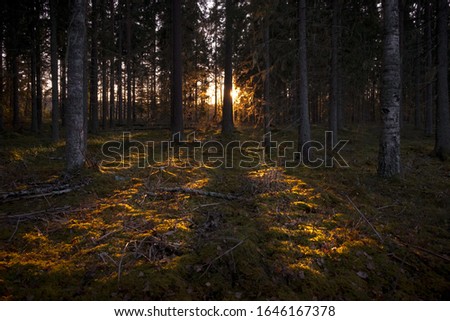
(98, 252), (118, 266)
(118, 241), (132, 283)
(192, 202), (222, 211)
(0, 205), (74, 221)
(149, 187), (240, 200)
(346, 195), (383, 242)
(93, 229), (122, 244)
(387, 253), (419, 271)
(8, 219), (21, 242)
(200, 239), (246, 278)
(377, 204), (400, 210)
(409, 245), (450, 262)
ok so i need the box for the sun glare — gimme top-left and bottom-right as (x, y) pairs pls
(231, 85), (240, 101)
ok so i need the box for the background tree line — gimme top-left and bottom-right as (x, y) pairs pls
(0, 0), (448, 175)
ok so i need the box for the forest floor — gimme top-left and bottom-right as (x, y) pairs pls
(0, 125), (449, 300)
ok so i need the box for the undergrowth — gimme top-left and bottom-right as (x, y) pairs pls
(0, 125), (449, 300)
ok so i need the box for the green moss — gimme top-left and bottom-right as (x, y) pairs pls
(0, 125), (449, 299)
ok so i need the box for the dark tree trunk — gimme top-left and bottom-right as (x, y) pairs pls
(398, 0), (405, 128)
(109, 0), (115, 128)
(117, 17), (123, 125)
(101, 0), (108, 129)
(66, 0), (87, 171)
(126, 0), (132, 128)
(263, 21), (270, 146)
(171, 0), (184, 139)
(90, 0), (99, 134)
(222, 0), (234, 135)
(31, 16), (38, 133)
(424, 1), (433, 136)
(0, 18), (3, 132)
(298, 0), (311, 160)
(414, 9), (421, 130)
(378, 0), (401, 177)
(60, 55), (67, 127)
(132, 68), (136, 122)
(329, 0), (340, 145)
(36, 36), (43, 131)
(10, 21), (20, 130)
(50, 0), (59, 142)
(102, 58), (108, 129)
(434, 0), (450, 159)
(150, 3), (157, 121)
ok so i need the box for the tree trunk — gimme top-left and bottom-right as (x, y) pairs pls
(263, 21), (270, 146)
(61, 55), (67, 127)
(31, 16), (38, 133)
(329, 0), (340, 145)
(36, 33), (43, 131)
(414, 13), (421, 130)
(117, 13), (123, 124)
(66, 0), (87, 171)
(9, 17), (20, 130)
(109, 0), (115, 128)
(222, 0), (234, 135)
(0, 19), (3, 132)
(434, 0), (450, 159)
(171, 0), (184, 139)
(126, 0), (132, 128)
(50, 0), (59, 142)
(424, 1), (433, 136)
(102, 58), (108, 129)
(378, 0), (401, 177)
(298, 0), (312, 161)
(151, 3), (157, 122)
(90, 0), (99, 134)
(100, 0), (108, 129)
(132, 68), (136, 122)
(398, 0), (405, 128)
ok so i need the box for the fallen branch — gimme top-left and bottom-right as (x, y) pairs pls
(392, 235), (450, 263)
(0, 205), (94, 221)
(346, 195), (383, 242)
(0, 180), (89, 203)
(148, 187), (240, 201)
(410, 245), (450, 262)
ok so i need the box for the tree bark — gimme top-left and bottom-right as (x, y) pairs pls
(90, 0), (99, 134)
(298, 0), (312, 161)
(60, 55), (67, 127)
(31, 14), (38, 133)
(9, 12), (20, 130)
(378, 0), (401, 177)
(414, 11), (421, 130)
(222, 0), (234, 135)
(0, 17), (3, 132)
(101, 0), (108, 129)
(424, 1), (433, 136)
(126, 0), (132, 128)
(66, 0), (87, 171)
(434, 0), (450, 159)
(109, 0), (115, 128)
(50, 0), (59, 142)
(36, 28), (43, 131)
(117, 8), (123, 125)
(171, 0), (184, 139)
(329, 0), (340, 145)
(263, 21), (270, 147)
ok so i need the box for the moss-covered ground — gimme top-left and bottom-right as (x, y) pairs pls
(0, 125), (449, 300)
